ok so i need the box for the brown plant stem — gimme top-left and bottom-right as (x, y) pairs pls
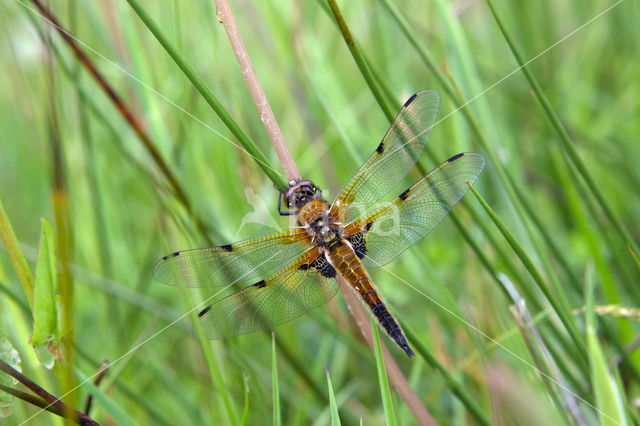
(214, 0), (300, 181)
(84, 361), (110, 416)
(29, 0), (212, 244)
(213, 1), (437, 423)
(338, 279), (438, 426)
(0, 384), (65, 418)
(0, 360), (99, 425)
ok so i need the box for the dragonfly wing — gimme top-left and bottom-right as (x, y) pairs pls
(153, 228), (310, 288)
(344, 152), (485, 268)
(330, 90), (440, 223)
(198, 250), (339, 339)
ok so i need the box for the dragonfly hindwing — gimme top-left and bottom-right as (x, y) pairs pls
(298, 253), (336, 278)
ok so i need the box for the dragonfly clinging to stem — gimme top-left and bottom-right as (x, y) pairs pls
(154, 90), (485, 358)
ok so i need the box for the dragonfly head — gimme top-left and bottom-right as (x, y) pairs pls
(283, 179), (322, 209)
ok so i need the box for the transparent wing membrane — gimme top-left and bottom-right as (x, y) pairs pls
(198, 251), (339, 339)
(153, 228), (310, 288)
(345, 152), (485, 268)
(331, 90), (440, 223)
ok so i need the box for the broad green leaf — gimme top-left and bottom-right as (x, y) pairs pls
(0, 334), (21, 418)
(31, 218), (58, 348)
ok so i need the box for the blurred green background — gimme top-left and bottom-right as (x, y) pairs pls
(1, 0), (639, 424)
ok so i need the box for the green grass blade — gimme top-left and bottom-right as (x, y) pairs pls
(371, 320), (396, 426)
(191, 296), (239, 426)
(272, 333), (281, 426)
(585, 265), (629, 426)
(467, 183), (587, 362)
(31, 218), (58, 348)
(401, 321), (491, 426)
(484, 0), (638, 258)
(124, 0), (286, 190)
(323, 0), (395, 122)
(0, 199), (34, 308)
(74, 368), (136, 426)
(324, 366), (341, 426)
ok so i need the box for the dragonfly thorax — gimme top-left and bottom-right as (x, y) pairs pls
(307, 212), (344, 247)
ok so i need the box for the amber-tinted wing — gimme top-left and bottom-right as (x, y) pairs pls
(330, 90), (440, 223)
(153, 228), (311, 288)
(198, 250), (339, 339)
(344, 152), (485, 269)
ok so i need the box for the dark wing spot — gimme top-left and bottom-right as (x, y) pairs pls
(221, 244), (233, 252)
(309, 254), (337, 278)
(398, 188), (410, 201)
(404, 92), (418, 107)
(347, 233), (367, 259)
(376, 142), (384, 154)
(448, 153), (464, 162)
(253, 280), (267, 288)
(298, 263), (310, 270)
(162, 251), (181, 260)
(198, 306), (212, 317)
(364, 222), (373, 232)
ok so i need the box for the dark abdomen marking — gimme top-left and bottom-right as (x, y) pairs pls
(370, 302), (415, 358)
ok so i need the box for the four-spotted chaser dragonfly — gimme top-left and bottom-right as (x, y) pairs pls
(154, 90), (484, 357)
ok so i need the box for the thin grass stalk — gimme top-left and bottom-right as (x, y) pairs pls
(272, 333), (282, 426)
(123, 0), (287, 190)
(324, 0), (395, 122)
(324, 366), (342, 426)
(43, 27), (77, 414)
(484, 0), (639, 258)
(206, 1), (435, 422)
(0, 360), (98, 425)
(317, 0), (588, 401)
(556, 152), (640, 382)
(191, 306), (239, 426)
(214, 0), (299, 181)
(0, 200), (34, 308)
(0, 384), (66, 419)
(401, 321), (491, 426)
(321, 4), (587, 379)
(338, 279), (437, 426)
(508, 303), (580, 426)
(73, 346), (173, 426)
(28, 0), (213, 244)
(467, 183), (588, 361)
(371, 320), (399, 426)
(381, 0), (584, 296)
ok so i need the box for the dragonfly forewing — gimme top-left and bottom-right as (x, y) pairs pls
(153, 228), (310, 288)
(344, 152), (485, 269)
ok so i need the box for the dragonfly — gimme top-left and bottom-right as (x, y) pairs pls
(153, 90), (485, 358)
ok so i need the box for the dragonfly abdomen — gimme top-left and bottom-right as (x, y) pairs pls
(329, 241), (415, 358)
(370, 300), (415, 358)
